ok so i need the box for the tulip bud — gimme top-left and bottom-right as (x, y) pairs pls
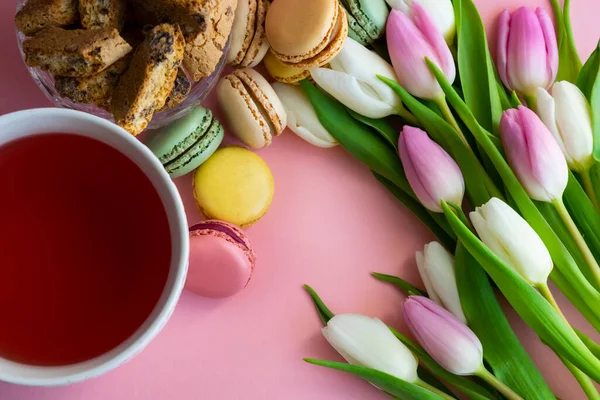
(500, 106), (568, 202)
(310, 37), (406, 119)
(386, 5), (456, 100)
(399, 126), (464, 212)
(416, 242), (466, 323)
(536, 82), (594, 173)
(272, 82), (337, 148)
(404, 296), (483, 375)
(386, 0), (455, 44)
(470, 197), (553, 285)
(496, 7), (558, 98)
(322, 314), (419, 383)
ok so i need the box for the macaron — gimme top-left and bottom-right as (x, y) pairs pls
(263, 50), (310, 84)
(216, 68), (287, 148)
(193, 146), (274, 227)
(340, 0), (389, 45)
(145, 106), (224, 178)
(272, 82), (337, 148)
(226, 0), (270, 68)
(265, 0), (348, 69)
(186, 220), (256, 298)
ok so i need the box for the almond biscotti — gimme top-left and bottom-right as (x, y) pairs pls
(23, 27), (132, 77)
(15, 0), (79, 36)
(112, 24), (185, 135)
(162, 68), (191, 110)
(79, 0), (127, 31)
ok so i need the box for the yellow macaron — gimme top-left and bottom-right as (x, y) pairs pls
(263, 50), (310, 84)
(193, 146), (274, 227)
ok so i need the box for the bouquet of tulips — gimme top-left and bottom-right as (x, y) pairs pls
(296, 0), (600, 398)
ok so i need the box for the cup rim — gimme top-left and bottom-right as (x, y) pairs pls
(0, 108), (189, 386)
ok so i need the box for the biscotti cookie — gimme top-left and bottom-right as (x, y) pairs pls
(23, 27), (132, 77)
(129, 0), (237, 81)
(79, 0), (127, 31)
(55, 55), (132, 109)
(112, 24), (185, 135)
(161, 68), (191, 110)
(15, 0), (79, 36)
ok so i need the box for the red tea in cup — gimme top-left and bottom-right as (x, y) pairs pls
(0, 134), (172, 366)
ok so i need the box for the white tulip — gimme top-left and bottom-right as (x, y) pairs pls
(470, 197), (553, 285)
(416, 242), (466, 323)
(536, 82), (594, 173)
(272, 83), (337, 148)
(310, 37), (405, 119)
(386, 0), (456, 44)
(322, 314), (419, 383)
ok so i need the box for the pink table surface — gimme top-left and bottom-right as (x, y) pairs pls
(1, 0), (599, 399)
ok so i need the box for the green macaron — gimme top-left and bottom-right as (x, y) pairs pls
(145, 106), (224, 179)
(340, 0), (389, 44)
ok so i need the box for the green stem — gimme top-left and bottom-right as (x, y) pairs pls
(553, 198), (600, 288)
(433, 96), (468, 145)
(524, 93), (537, 110)
(537, 283), (568, 322)
(476, 368), (523, 400)
(415, 379), (456, 400)
(395, 106), (419, 126)
(580, 168), (600, 213)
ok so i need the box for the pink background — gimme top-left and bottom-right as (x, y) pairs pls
(0, 0), (599, 398)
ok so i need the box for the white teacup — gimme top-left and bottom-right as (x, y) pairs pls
(0, 108), (189, 386)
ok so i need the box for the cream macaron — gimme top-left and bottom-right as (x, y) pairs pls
(226, 0), (270, 68)
(265, 0), (348, 69)
(217, 68), (287, 148)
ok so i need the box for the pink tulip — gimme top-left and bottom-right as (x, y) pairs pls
(404, 296), (483, 375)
(500, 106), (568, 202)
(386, 5), (456, 100)
(496, 7), (558, 98)
(398, 126), (464, 212)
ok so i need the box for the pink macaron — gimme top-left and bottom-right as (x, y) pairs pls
(186, 220), (257, 298)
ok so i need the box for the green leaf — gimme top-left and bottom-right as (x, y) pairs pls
(550, 0), (582, 82)
(428, 60), (600, 325)
(378, 75), (502, 207)
(443, 202), (600, 383)
(576, 329), (600, 360)
(372, 272), (427, 297)
(453, 0), (504, 134)
(576, 43), (600, 161)
(374, 173), (457, 250)
(390, 327), (500, 400)
(303, 359), (450, 400)
(454, 243), (555, 399)
(304, 284), (334, 324)
(509, 91), (522, 107)
(550, 268), (600, 333)
(348, 110), (399, 150)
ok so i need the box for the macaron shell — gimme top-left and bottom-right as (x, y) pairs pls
(263, 50), (310, 83)
(217, 74), (271, 148)
(193, 147), (274, 227)
(165, 119), (224, 178)
(265, 0), (338, 62)
(240, 0), (270, 68)
(227, 0), (257, 65)
(145, 107), (213, 164)
(186, 228), (254, 298)
(344, 6), (371, 45)
(347, 0), (389, 40)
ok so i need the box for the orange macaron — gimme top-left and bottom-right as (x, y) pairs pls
(265, 0), (348, 69)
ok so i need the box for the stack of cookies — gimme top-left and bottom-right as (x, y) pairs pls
(16, 0), (237, 135)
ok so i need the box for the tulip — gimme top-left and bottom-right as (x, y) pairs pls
(310, 37), (411, 120)
(404, 296), (483, 375)
(386, 5), (456, 100)
(470, 197), (553, 285)
(322, 314), (419, 383)
(500, 106), (568, 202)
(496, 7), (558, 100)
(416, 242), (466, 323)
(272, 83), (337, 148)
(386, 0), (455, 44)
(536, 82), (594, 173)
(398, 126), (464, 212)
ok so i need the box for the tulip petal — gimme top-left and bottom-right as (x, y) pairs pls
(535, 87), (565, 154)
(496, 9), (511, 90)
(469, 210), (513, 267)
(311, 68), (396, 119)
(536, 8), (558, 87)
(411, 2), (455, 82)
(416, 249), (442, 305)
